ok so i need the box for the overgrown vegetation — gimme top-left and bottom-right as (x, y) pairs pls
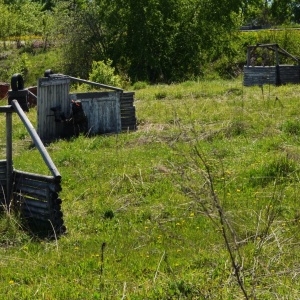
(1, 0), (300, 85)
(1, 79), (300, 298)
(2, 1), (300, 298)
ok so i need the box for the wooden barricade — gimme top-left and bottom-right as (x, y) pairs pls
(70, 91), (122, 134)
(120, 92), (137, 131)
(37, 76), (71, 141)
(13, 170), (65, 235)
(0, 100), (65, 237)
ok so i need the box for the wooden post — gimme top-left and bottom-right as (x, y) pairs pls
(6, 111), (13, 207)
(275, 45), (281, 86)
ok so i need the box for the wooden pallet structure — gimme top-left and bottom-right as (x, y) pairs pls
(0, 101), (65, 237)
(243, 43), (300, 86)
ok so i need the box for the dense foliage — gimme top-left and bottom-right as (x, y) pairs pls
(1, 0), (300, 84)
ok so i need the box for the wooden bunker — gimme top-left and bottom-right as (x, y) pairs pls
(37, 72), (137, 141)
(243, 43), (300, 86)
(0, 101), (65, 237)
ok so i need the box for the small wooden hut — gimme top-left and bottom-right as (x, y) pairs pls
(243, 43), (300, 86)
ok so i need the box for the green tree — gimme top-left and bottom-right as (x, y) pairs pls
(55, 0), (251, 82)
(0, 1), (11, 48)
(270, 0), (292, 24)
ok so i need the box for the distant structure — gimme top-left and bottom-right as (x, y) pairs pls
(37, 71), (137, 141)
(243, 43), (300, 86)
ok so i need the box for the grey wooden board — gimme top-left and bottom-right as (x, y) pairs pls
(244, 65), (300, 86)
(37, 77), (71, 140)
(69, 92), (121, 134)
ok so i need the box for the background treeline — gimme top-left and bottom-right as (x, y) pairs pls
(1, 0), (300, 85)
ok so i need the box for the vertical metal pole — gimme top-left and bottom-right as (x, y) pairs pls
(275, 46), (281, 86)
(247, 47), (251, 67)
(6, 111), (13, 208)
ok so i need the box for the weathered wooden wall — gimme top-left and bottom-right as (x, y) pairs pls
(244, 65), (300, 86)
(0, 160), (7, 207)
(243, 66), (277, 86)
(37, 77), (70, 141)
(279, 65), (300, 84)
(69, 92), (121, 134)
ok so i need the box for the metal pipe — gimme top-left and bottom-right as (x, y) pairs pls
(6, 111), (13, 207)
(55, 74), (123, 92)
(11, 100), (61, 180)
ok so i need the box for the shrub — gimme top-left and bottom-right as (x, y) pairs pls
(88, 59), (122, 88)
(132, 81), (149, 90)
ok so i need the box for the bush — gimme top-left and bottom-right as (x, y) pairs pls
(88, 59), (122, 88)
(132, 81), (149, 90)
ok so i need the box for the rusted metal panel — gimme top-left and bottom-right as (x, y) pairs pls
(69, 91), (121, 134)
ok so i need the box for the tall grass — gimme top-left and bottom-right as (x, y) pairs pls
(1, 79), (300, 298)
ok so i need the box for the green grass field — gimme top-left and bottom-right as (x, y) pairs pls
(1, 78), (300, 299)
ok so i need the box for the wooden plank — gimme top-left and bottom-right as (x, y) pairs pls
(244, 65), (300, 86)
(0, 106), (13, 113)
(21, 209), (50, 221)
(13, 176), (61, 192)
(122, 92), (135, 97)
(14, 170), (60, 183)
(120, 99), (134, 104)
(17, 197), (49, 209)
(21, 204), (50, 216)
(13, 188), (48, 200)
(122, 125), (137, 131)
(243, 66), (276, 86)
(72, 91), (121, 134)
(121, 121), (137, 126)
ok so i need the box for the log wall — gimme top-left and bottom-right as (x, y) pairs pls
(244, 65), (300, 86)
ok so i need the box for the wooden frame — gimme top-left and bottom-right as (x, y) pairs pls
(244, 44), (300, 86)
